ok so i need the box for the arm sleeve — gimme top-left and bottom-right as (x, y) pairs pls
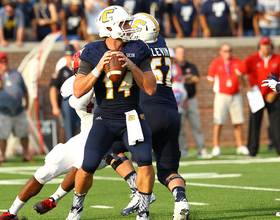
(78, 60), (94, 75)
(139, 57), (152, 72)
(69, 89), (94, 110)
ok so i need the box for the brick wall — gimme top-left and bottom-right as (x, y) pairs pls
(4, 38), (276, 148)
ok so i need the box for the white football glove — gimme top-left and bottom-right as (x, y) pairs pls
(262, 72), (280, 92)
(261, 79), (279, 92)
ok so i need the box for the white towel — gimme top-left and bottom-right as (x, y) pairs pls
(125, 109), (144, 145)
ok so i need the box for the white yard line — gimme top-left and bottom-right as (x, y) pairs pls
(1, 175), (279, 192)
(90, 205), (114, 209)
(189, 202), (209, 206)
(177, 157), (280, 166)
(186, 182), (280, 191)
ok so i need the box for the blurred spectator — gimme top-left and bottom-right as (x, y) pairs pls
(253, 0), (280, 37)
(49, 44), (80, 142)
(50, 0), (63, 13)
(169, 47), (188, 157)
(111, 0), (139, 14)
(171, 0), (197, 38)
(32, 0), (58, 41)
(0, 0), (24, 47)
(199, 0), (236, 37)
(225, 0), (243, 36)
(207, 43), (248, 156)
(193, 0), (207, 11)
(236, 37), (280, 157)
(241, 0), (256, 37)
(136, 0), (171, 37)
(59, 0), (88, 44)
(175, 45), (212, 159)
(193, 0), (207, 37)
(0, 53), (35, 163)
(16, 0), (35, 41)
(84, 0), (108, 42)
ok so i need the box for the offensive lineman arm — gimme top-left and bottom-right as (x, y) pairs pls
(69, 89), (94, 110)
(61, 75), (94, 110)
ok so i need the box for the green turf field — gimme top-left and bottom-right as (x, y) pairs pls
(1, 146), (280, 220)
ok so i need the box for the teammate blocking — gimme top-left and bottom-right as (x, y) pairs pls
(108, 13), (189, 220)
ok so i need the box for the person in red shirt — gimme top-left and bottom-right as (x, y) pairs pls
(207, 43), (248, 156)
(236, 36), (280, 157)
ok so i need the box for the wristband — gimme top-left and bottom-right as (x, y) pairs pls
(91, 67), (101, 78)
(204, 28), (210, 33)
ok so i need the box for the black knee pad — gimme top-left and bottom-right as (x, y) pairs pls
(158, 173), (185, 187)
(105, 151), (128, 170)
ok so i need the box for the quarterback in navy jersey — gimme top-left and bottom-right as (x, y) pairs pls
(110, 13), (190, 220)
(66, 6), (156, 220)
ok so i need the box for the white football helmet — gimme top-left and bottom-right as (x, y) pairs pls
(96, 5), (137, 42)
(132, 13), (160, 43)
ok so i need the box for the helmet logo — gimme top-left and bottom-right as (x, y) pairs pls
(132, 19), (146, 31)
(102, 9), (114, 23)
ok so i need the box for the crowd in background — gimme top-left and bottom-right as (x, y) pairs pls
(0, 0), (279, 47)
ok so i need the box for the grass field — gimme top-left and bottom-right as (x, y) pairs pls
(1, 146), (280, 220)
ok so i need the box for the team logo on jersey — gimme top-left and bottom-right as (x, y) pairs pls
(186, 68), (192, 73)
(95, 116), (102, 120)
(140, 114), (145, 120)
(257, 63), (261, 67)
(273, 63), (277, 68)
(129, 115), (135, 121)
(126, 53), (135, 58)
(63, 70), (71, 78)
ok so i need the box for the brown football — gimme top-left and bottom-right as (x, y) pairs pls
(104, 52), (125, 82)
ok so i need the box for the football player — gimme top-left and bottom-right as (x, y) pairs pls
(66, 5), (156, 220)
(108, 13), (190, 220)
(0, 51), (107, 220)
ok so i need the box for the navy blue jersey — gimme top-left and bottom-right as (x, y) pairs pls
(136, 0), (168, 37)
(200, 0), (230, 30)
(140, 34), (177, 110)
(172, 1), (196, 37)
(79, 40), (151, 116)
(112, 0), (139, 14)
(64, 6), (84, 35)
